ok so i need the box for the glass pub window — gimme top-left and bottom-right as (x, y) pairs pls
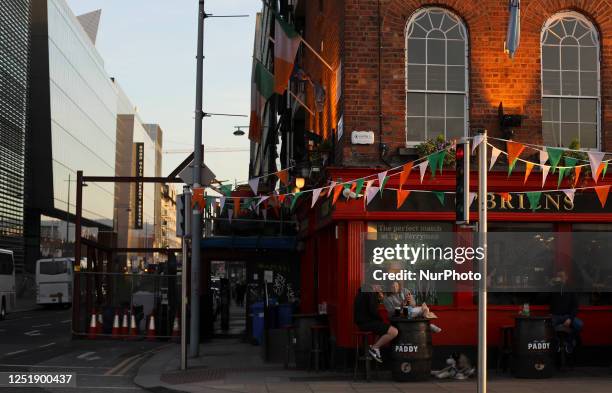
(405, 8), (468, 144)
(541, 12), (600, 149)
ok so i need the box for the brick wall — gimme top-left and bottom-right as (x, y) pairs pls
(329, 0), (612, 167)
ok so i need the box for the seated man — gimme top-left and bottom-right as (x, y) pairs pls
(383, 281), (442, 333)
(550, 271), (583, 353)
(354, 283), (398, 363)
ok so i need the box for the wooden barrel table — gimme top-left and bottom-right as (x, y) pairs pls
(512, 315), (555, 378)
(390, 317), (432, 381)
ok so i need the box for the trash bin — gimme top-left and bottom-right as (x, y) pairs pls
(512, 316), (554, 378)
(251, 302), (265, 344)
(278, 304), (293, 327)
(390, 318), (433, 381)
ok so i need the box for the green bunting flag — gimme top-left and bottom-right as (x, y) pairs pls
(205, 196), (214, 213)
(290, 192), (302, 210)
(526, 192), (542, 211)
(564, 157), (578, 168)
(354, 178), (365, 195)
(603, 162), (609, 179)
(557, 167), (566, 188)
(546, 147), (564, 172)
(379, 176), (389, 196)
(427, 151), (445, 178)
(433, 191), (445, 206)
(220, 184), (233, 197)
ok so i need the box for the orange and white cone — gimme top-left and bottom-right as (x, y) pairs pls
(97, 312), (103, 335)
(171, 313), (180, 342)
(121, 309), (129, 336)
(128, 310), (138, 339)
(111, 309), (120, 338)
(88, 308), (98, 339)
(146, 313), (156, 341)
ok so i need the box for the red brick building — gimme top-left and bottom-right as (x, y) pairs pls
(248, 0), (612, 362)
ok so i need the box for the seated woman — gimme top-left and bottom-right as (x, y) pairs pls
(550, 271), (583, 353)
(383, 281), (442, 333)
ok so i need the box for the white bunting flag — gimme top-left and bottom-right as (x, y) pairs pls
(327, 181), (337, 198)
(471, 134), (485, 154)
(539, 150), (549, 166)
(562, 189), (576, 204)
(366, 186), (379, 205)
(588, 151), (605, 183)
(256, 195), (270, 207)
(469, 192), (477, 207)
(227, 208), (233, 224)
(311, 188), (323, 208)
(248, 178), (259, 195)
(542, 165), (550, 188)
(489, 147), (501, 171)
(417, 161), (428, 183)
(377, 171), (388, 188)
(220, 196), (226, 211)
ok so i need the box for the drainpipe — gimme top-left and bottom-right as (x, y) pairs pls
(378, 0), (391, 167)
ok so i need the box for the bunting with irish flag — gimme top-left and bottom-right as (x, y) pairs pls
(274, 16), (301, 94)
(249, 61), (274, 142)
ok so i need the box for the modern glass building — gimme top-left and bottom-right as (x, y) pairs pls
(26, 0), (117, 270)
(0, 0), (30, 273)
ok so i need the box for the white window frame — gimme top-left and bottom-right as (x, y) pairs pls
(540, 11), (601, 150)
(404, 7), (469, 146)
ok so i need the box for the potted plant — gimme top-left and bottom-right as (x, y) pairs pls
(415, 134), (456, 167)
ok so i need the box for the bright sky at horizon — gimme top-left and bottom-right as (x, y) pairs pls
(66, 0), (261, 184)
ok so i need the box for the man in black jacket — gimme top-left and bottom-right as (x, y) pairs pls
(354, 284), (398, 363)
(550, 271), (583, 353)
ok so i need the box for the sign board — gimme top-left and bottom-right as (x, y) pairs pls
(178, 160), (216, 186)
(134, 142), (144, 229)
(337, 115), (344, 141)
(176, 192), (191, 237)
(351, 130), (375, 145)
(264, 270), (273, 283)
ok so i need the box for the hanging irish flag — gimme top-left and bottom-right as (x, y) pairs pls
(274, 17), (301, 94)
(249, 61), (274, 142)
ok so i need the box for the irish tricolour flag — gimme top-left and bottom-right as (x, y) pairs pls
(274, 17), (300, 94)
(249, 61), (274, 142)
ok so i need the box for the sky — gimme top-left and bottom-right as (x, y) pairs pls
(66, 0), (261, 185)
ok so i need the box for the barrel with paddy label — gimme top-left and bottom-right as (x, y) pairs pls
(390, 318), (432, 381)
(512, 316), (555, 378)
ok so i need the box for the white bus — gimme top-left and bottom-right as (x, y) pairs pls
(36, 258), (72, 307)
(0, 249), (16, 320)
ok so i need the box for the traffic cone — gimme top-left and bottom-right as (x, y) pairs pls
(146, 313), (156, 341)
(171, 313), (180, 342)
(88, 308), (98, 339)
(128, 309), (138, 339)
(121, 309), (129, 336)
(97, 312), (103, 335)
(111, 309), (120, 338)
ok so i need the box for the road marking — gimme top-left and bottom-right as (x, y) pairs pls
(61, 319), (71, 323)
(32, 323), (51, 328)
(116, 354), (146, 376)
(104, 354), (141, 376)
(0, 363), (111, 370)
(73, 387), (141, 390)
(39, 342), (56, 348)
(5, 350), (27, 356)
(24, 330), (41, 336)
(77, 352), (96, 359)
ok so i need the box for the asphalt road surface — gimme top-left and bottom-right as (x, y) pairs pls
(0, 307), (166, 392)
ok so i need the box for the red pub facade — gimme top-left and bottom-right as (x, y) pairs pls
(248, 0), (612, 358)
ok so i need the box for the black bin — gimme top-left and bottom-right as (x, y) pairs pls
(512, 316), (554, 378)
(390, 318), (432, 381)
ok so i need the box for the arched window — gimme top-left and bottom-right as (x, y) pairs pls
(405, 7), (468, 144)
(541, 12), (600, 149)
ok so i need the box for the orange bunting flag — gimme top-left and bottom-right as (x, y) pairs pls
(233, 198), (240, 217)
(332, 184), (343, 205)
(278, 194), (287, 205)
(191, 187), (205, 210)
(506, 141), (525, 170)
(573, 166), (582, 188)
(396, 189), (411, 209)
(277, 170), (289, 186)
(350, 182), (357, 192)
(327, 181), (337, 198)
(596, 163), (605, 182)
(524, 162), (534, 184)
(595, 185), (611, 208)
(399, 163), (413, 190)
(498, 192), (512, 203)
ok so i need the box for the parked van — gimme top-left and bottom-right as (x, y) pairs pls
(0, 249), (16, 320)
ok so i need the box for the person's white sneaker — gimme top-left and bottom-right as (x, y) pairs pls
(368, 346), (383, 363)
(430, 324), (442, 333)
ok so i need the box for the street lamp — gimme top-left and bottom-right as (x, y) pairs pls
(233, 125), (248, 136)
(295, 177), (305, 189)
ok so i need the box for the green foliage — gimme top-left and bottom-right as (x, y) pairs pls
(415, 134), (456, 166)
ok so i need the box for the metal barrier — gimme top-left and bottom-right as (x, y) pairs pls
(73, 272), (181, 339)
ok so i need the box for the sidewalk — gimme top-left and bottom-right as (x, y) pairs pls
(134, 339), (612, 393)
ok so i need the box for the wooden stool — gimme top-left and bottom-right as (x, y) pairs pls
(282, 325), (295, 369)
(497, 325), (514, 373)
(353, 330), (375, 381)
(310, 325), (329, 371)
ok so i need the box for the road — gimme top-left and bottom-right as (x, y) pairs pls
(0, 307), (166, 392)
